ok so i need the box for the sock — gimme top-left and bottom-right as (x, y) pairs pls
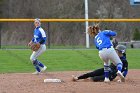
(35, 66), (41, 72)
(38, 61), (44, 68)
(104, 65), (109, 78)
(104, 71), (109, 78)
(117, 63), (122, 72)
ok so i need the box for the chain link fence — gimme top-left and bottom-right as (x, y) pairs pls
(0, 21), (140, 49)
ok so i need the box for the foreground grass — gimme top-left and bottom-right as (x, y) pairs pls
(0, 49), (139, 73)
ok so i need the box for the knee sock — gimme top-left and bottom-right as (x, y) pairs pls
(117, 63), (122, 72)
(35, 66), (41, 72)
(38, 61), (44, 68)
(104, 65), (109, 78)
(32, 59), (42, 72)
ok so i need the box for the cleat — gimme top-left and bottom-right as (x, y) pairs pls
(104, 78), (110, 83)
(41, 66), (47, 72)
(117, 71), (125, 82)
(72, 75), (78, 81)
(32, 71), (41, 75)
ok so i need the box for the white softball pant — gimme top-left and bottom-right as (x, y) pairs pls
(30, 44), (46, 61)
(99, 47), (122, 66)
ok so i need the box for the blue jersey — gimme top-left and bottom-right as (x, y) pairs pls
(94, 30), (116, 50)
(32, 26), (47, 44)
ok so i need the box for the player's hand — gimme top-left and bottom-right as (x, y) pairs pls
(30, 42), (40, 51)
(28, 41), (33, 47)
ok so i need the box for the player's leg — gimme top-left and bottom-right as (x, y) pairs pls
(32, 59), (41, 74)
(109, 50), (125, 82)
(32, 44), (46, 59)
(109, 51), (122, 71)
(33, 45), (46, 68)
(103, 62), (110, 82)
(99, 51), (110, 82)
(91, 72), (117, 82)
(72, 71), (95, 81)
(91, 71), (116, 82)
(30, 44), (47, 74)
(36, 45), (47, 72)
(75, 68), (104, 80)
(91, 75), (105, 82)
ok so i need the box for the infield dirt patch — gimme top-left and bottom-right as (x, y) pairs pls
(0, 70), (140, 93)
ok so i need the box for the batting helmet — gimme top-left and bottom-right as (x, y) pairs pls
(115, 45), (126, 53)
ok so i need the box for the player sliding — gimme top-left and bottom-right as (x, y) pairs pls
(72, 45), (128, 82)
(28, 18), (47, 75)
(73, 25), (125, 83)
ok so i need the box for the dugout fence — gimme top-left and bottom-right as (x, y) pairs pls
(0, 19), (140, 49)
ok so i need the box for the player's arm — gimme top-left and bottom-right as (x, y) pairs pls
(104, 30), (117, 36)
(122, 60), (128, 77)
(28, 40), (33, 47)
(39, 28), (47, 44)
(39, 37), (46, 44)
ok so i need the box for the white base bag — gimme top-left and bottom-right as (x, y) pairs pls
(44, 79), (62, 83)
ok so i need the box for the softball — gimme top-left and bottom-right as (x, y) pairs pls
(117, 79), (122, 83)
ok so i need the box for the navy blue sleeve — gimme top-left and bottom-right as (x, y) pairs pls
(121, 59), (128, 77)
(39, 37), (46, 44)
(32, 38), (34, 42)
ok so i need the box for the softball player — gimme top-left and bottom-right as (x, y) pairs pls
(28, 18), (47, 75)
(72, 45), (128, 82)
(87, 25), (125, 82)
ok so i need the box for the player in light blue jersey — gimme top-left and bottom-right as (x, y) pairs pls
(28, 18), (47, 75)
(87, 25), (125, 82)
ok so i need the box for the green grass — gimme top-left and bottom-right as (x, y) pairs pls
(0, 49), (140, 73)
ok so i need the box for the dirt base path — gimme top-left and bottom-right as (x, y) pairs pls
(0, 70), (140, 93)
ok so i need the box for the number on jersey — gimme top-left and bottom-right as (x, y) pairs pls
(97, 37), (102, 45)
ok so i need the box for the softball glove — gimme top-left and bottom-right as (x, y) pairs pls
(29, 42), (40, 51)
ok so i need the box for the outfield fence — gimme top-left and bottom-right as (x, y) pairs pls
(0, 19), (140, 49)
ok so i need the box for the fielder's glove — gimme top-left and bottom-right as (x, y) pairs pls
(29, 42), (40, 51)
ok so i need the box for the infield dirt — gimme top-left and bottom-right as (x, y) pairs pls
(0, 70), (140, 93)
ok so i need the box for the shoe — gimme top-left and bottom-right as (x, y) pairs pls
(117, 71), (125, 82)
(32, 71), (41, 75)
(104, 78), (110, 83)
(41, 66), (47, 72)
(72, 75), (78, 81)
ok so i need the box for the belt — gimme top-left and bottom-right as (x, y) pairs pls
(99, 46), (113, 51)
